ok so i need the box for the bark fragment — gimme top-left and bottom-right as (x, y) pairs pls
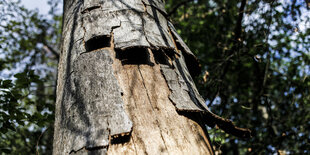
(159, 48), (252, 138)
(161, 64), (203, 112)
(113, 20), (150, 49)
(142, 0), (167, 15)
(55, 50), (132, 154)
(143, 12), (174, 49)
(100, 0), (145, 12)
(168, 22), (201, 77)
(161, 23), (252, 138)
(82, 9), (121, 42)
(80, 0), (174, 50)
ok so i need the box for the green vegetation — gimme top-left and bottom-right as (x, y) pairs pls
(1, 0), (309, 154)
(0, 0), (60, 154)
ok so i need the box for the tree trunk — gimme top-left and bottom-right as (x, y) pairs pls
(53, 0), (214, 154)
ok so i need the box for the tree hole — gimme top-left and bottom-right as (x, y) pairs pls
(181, 50), (201, 78)
(115, 47), (154, 65)
(111, 134), (131, 144)
(152, 48), (175, 67)
(85, 35), (111, 52)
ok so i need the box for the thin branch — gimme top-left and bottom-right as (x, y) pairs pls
(233, 0), (247, 44)
(167, 0), (195, 17)
(36, 127), (49, 155)
(43, 43), (60, 59)
(208, 0), (247, 107)
(261, 0), (275, 95)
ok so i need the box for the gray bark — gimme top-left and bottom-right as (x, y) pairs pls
(54, 0), (215, 154)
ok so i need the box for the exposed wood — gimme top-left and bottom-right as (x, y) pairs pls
(107, 49), (213, 155)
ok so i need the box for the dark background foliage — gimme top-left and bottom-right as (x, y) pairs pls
(0, 0), (309, 154)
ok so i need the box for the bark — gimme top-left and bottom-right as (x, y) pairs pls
(53, 0), (215, 154)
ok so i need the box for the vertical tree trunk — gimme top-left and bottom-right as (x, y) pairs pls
(53, 0), (214, 154)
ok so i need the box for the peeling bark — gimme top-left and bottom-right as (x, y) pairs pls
(168, 22), (201, 77)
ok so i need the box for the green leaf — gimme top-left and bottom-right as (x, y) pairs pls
(1, 148), (12, 154)
(1, 80), (13, 88)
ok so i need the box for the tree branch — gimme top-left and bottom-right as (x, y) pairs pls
(43, 43), (60, 59)
(208, 0), (247, 107)
(233, 0), (247, 44)
(167, 0), (195, 17)
(36, 127), (49, 155)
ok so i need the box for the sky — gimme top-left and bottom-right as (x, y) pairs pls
(20, 0), (50, 15)
(0, 0), (61, 78)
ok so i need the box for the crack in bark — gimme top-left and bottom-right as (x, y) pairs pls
(141, 0), (168, 18)
(141, 0), (147, 12)
(81, 5), (101, 14)
(137, 64), (170, 154)
(64, 71), (75, 84)
(140, 7), (155, 48)
(110, 22), (121, 48)
(69, 145), (109, 154)
(81, 15), (87, 51)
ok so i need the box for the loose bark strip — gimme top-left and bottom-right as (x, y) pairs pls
(54, 49), (133, 154)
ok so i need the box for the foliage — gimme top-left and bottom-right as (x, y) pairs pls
(0, 0), (309, 154)
(0, 0), (61, 154)
(166, 0), (309, 154)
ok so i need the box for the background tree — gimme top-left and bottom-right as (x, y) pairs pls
(166, 0), (310, 154)
(0, 0), (309, 154)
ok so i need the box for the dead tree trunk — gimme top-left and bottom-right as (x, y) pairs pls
(53, 0), (215, 154)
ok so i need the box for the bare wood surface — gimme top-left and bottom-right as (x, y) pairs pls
(107, 49), (213, 155)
